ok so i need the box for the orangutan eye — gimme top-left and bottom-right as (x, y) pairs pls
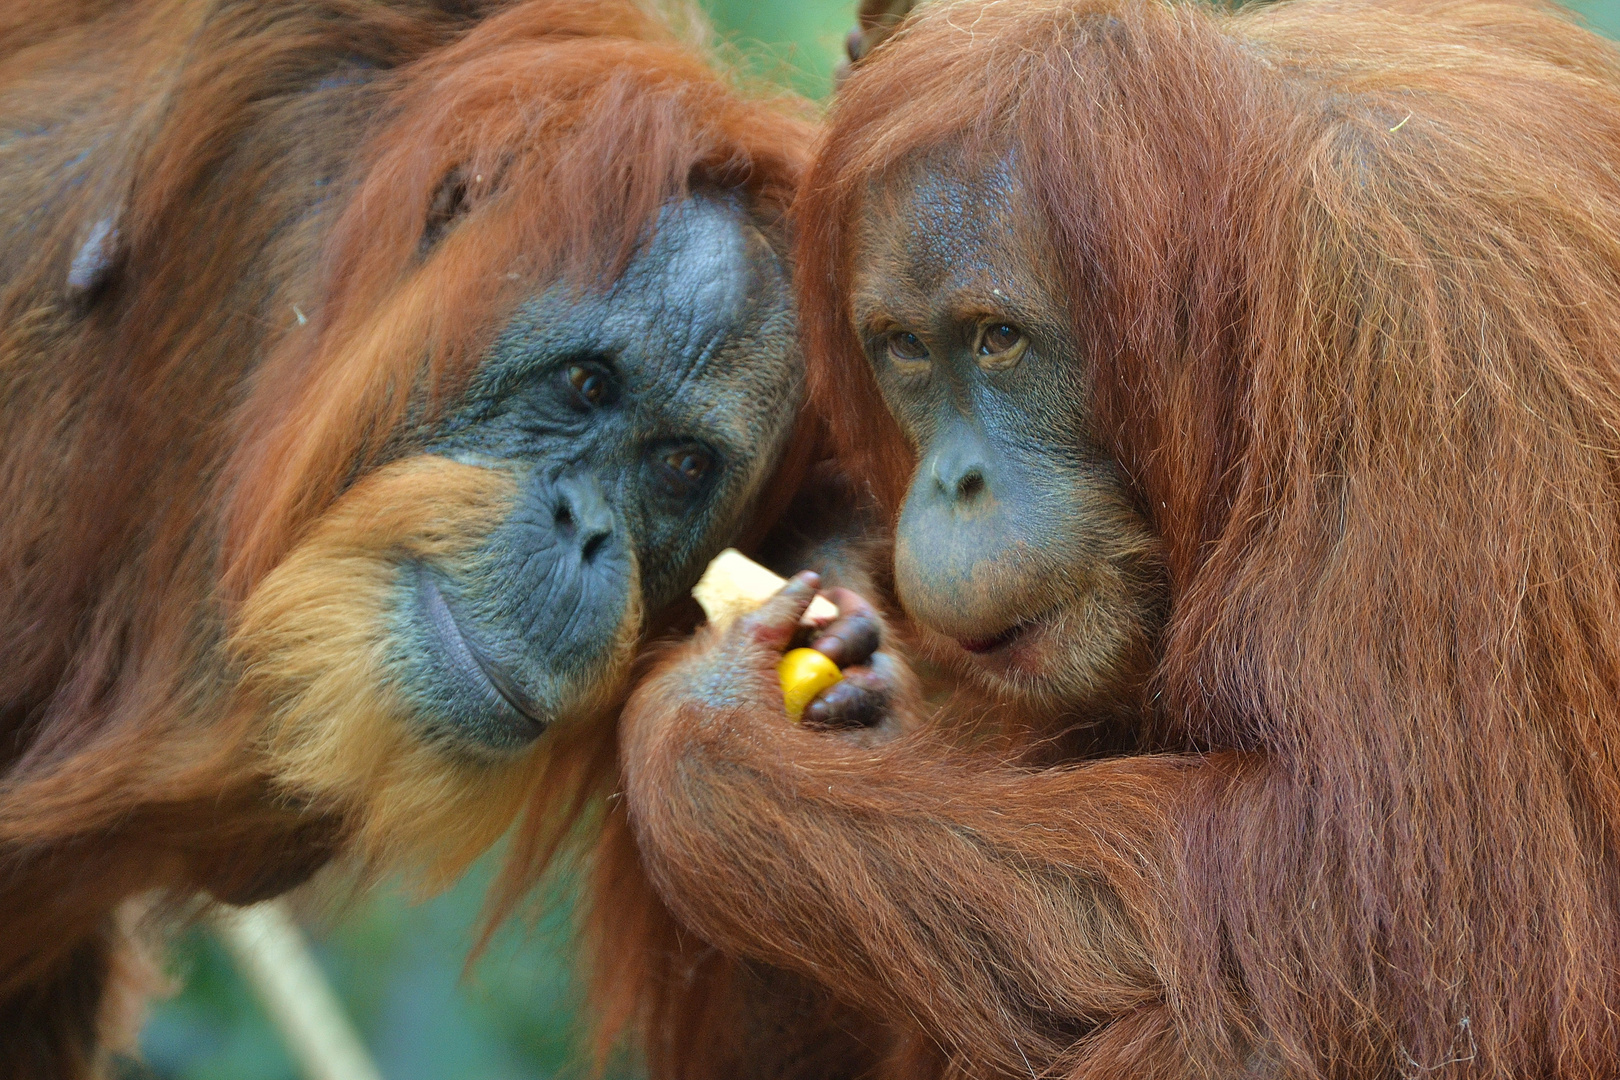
(659, 444), (713, 497)
(567, 362), (618, 409)
(976, 322), (1027, 369)
(888, 331), (928, 360)
(980, 323), (1021, 353)
(885, 331), (931, 374)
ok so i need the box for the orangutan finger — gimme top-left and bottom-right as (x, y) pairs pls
(800, 669), (886, 730)
(737, 572), (822, 652)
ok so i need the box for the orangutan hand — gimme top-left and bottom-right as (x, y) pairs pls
(735, 573), (910, 734)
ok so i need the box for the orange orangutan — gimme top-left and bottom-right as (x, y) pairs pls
(0, 0), (816, 1074)
(611, 0), (1620, 1076)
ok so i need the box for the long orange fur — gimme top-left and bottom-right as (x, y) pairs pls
(613, 1), (1620, 1077)
(0, 2), (813, 1074)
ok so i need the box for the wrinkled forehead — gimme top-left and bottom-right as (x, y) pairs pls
(614, 194), (773, 324)
(850, 152), (1057, 314)
(489, 193), (792, 377)
(595, 193), (790, 372)
(619, 194), (798, 428)
(477, 192), (797, 451)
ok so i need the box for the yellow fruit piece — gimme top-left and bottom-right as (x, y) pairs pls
(778, 648), (843, 722)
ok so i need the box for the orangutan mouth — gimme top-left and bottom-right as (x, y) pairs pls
(416, 567), (550, 733)
(957, 621), (1033, 655)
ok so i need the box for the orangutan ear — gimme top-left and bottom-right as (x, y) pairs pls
(836, 0), (920, 83)
(67, 207), (124, 301)
(420, 164), (503, 255)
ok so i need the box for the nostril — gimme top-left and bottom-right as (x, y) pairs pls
(580, 528), (611, 563)
(548, 473), (614, 559)
(956, 470), (986, 502)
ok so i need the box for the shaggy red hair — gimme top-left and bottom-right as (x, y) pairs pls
(783, 0), (1620, 1073)
(0, 1), (813, 1073)
(222, 1), (810, 599)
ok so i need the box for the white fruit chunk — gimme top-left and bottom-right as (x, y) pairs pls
(692, 548), (839, 631)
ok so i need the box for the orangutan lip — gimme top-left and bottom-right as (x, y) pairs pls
(957, 623), (1031, 655)
(417, 568), (549, 733)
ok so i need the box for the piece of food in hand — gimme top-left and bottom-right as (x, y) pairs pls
(777, 647), (844, 722)
(691, 548), (837, 630)
(691, 549), (844, 721)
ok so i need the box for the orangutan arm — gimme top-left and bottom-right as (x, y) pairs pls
(619, 579), (1239, 1074)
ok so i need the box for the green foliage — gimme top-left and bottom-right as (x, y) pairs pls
(1570, 0), (1620, 37)
(137, 857), (615, 1080)
(700, 0), (856, 99)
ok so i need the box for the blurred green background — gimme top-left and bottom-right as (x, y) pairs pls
(133, 0), (1620, 1077)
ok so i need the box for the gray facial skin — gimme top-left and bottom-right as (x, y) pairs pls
(392, 193), (800, 752)
(851, 157), (1164, 715)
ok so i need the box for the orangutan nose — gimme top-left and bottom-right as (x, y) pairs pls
(925, 427), (994, 513)
(552, 472), (615, 563)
